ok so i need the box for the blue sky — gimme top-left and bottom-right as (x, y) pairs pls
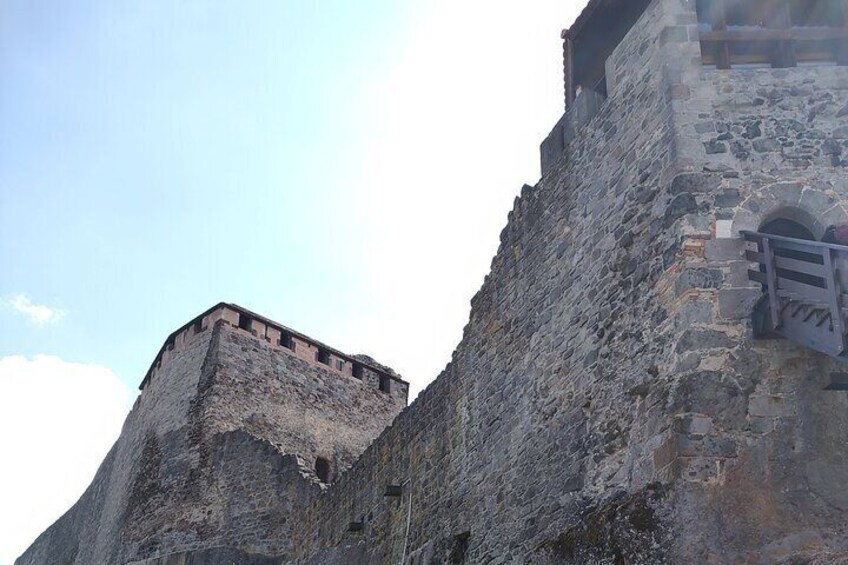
(0, 1), (584, 561)
(1, 0), (420, 379)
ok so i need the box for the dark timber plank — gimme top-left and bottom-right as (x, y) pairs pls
(746, 249), (765, 263)
(774, 255), (828, 278)
(777, 277), (830, 303)
(700, 28), (848, 42)
(748, 269), (767, 284)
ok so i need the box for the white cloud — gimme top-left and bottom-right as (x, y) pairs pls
(0, 355), (132, 565)
(7, 295), (65, 326)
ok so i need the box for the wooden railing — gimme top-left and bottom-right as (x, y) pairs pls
(743, 230), (848, 357)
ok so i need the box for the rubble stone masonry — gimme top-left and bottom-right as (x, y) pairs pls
(18, 0), (848, 563)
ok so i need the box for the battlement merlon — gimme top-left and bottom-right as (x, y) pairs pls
(138, 302), (409, 403)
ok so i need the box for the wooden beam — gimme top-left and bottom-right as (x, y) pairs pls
(700, 28), (848, 42)
(773, 0), (796, 67)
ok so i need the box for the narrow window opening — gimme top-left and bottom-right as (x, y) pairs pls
(379, 375), (391, 394)
(193, 320), (204, 334)
(238, 314), (252, 331)
(279, 331), (295, 351)
(352, 363), (364, 380)
(336, 359), (345, 371)
(825, 372), (848, 390)
(315, 457), (331, 483)
(316, 348), (330, 365)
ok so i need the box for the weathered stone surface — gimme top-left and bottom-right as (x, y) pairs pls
(718, 288), (760, 320)
(670, 172), (721, 195)
(675, 267), (724, 295)
(16, 322), (404, 565)
(19, 1), (848, 564)
(664, 194), (698, 227)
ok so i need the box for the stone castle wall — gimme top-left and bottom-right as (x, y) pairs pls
(292, 1), (848, 562)
(653, 13), (848, 561)
(17, 316), (406, 564)
(19, 0), (848, 563)
(140, 304), (407, 403)
(293, 1), (688, 561)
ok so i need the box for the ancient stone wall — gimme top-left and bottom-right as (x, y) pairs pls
(139, 304), (407, 404)
(19, 1), (848, 563)
(293, 1), (689, 562)
(17, 326), (216, 564)
(292, 2), (848, 562)
(17, 318), (405, 565)
(652, 10), (848, 561)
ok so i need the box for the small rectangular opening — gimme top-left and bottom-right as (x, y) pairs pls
(352, 363), (364, 380)
(279, 331), (295, 350)
(316, 349), (330, 365)
(825, 372), (848, 390)
(384, 484), (403, 497)
(238, 314), (252, 332)
(336, 359), (345, 371)
(193, 319), (204, 334)
(379, 374), (391, 394)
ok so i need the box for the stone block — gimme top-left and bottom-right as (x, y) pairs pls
(748, 395), (796, 418)
(753, 138), (780, 153)
(653, 436), (678, 470)
(675, 329), (732, 353)
(675, 299), (714, 328)
(670, 172), (721, 195)
(677, 435), (737, 458)
(675, 267), (724, 295)
(673, 414), (713, 437)
(718, 288), (760, 320)
(664, 193), (699, 228)
(704, 140), (728, 154)
(679, 457), (720, 482)
(704, 239), (744, 261)
(714, 190), (742, 208)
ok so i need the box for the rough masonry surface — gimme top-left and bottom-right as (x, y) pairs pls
(19, 0), (848, 563)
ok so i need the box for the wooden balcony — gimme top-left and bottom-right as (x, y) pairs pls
(743, 230), (848, 358)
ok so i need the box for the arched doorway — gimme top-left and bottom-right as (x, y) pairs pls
(752, 212), (819, 338)
(759, 217), (816, 241)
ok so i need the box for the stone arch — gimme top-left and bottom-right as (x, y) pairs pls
(759, 212), (817, 240)
(731, 182), (848, 240)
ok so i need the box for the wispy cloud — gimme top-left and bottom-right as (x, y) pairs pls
(7, 295), (66, 326)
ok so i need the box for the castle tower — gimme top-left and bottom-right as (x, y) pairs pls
(19, 0), (848, 563)
(17, 304), (408, 564)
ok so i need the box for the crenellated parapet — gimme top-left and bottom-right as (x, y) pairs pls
(138, 302), (408, 403)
